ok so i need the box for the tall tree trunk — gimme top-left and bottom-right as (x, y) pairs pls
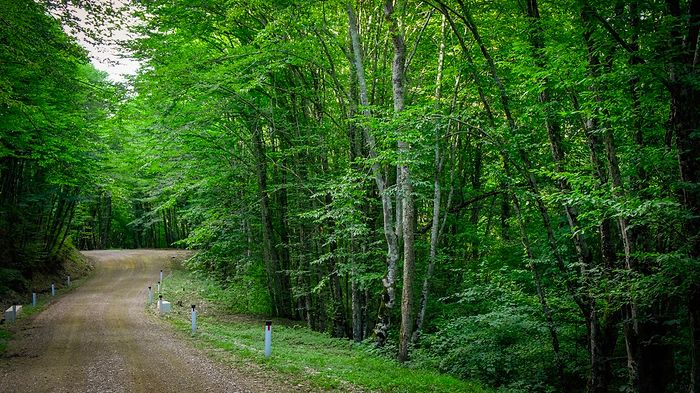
(347, 3), (400, 348)
(666, 0), (700, 392)
(100, 192), (112, 249)
(691, 287), (700, 393)
(347, 41), (365, 343)
(413, 14), (448, 344)
(383, 0), (415, 363)
(251, 124), (284, 317)
(56, 198), (77, 253)
(162, 209), (171, 247)
(468, 140), (482, 260)
(351, 240), (363, 342)
(512, 193), (567, 391)
(662, 1), (700, 390)
(326, 195), (347, 337)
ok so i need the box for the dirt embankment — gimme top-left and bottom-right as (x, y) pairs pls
(1, 247), (94, 314)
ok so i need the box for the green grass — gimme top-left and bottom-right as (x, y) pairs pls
(159, 269), (491, 392)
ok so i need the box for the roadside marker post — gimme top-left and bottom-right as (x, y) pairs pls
(147, 286), (153, 305)
(51, 283), (55, 296)
(4, 305), (21, 323)
(32, 292), (36, 307)
(160, 270), (163, 283)
(264, 320), (272, 358)
(191, 305), (197, 336)
(157, 281), (161, 294)
(157, 295), (171, 315)
(67, 276), (71, 286)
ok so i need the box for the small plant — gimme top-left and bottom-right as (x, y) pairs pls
(0, 327), (11, 353)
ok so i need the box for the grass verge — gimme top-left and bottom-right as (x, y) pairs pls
(159, 268), (490, 392)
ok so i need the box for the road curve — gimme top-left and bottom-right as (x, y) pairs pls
(0, 250), (264, 393)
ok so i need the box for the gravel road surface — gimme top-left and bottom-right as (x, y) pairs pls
(0, 250), (285, 393)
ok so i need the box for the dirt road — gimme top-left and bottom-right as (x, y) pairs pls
(0, 250), (277, 393)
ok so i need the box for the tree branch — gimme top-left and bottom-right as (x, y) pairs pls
(417, 189), (502, 235)
(585, 1), (642, 59)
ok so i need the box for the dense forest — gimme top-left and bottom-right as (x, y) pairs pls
(1, 0), (699, 392)
(0, 0), (121, 288)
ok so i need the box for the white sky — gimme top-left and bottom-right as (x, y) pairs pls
(86, 33), (141, 83)
(59, 1), (141, 83)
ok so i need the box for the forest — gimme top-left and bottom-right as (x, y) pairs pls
(1, 0), (699, 392)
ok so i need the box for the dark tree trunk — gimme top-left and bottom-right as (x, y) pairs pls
(691, 287), (700, 393)
(512, 194), (567, 391)
(666, 1), (700, 383)
(252, 124), (285, 317)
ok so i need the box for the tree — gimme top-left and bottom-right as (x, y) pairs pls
(1, 0), (118, 295)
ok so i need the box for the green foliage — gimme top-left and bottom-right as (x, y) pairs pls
(3, 0), (696, 391)
(186, 252), (273, 316)
(413, 280), (587, 393)
(416, 314), (551, 392)
(0, 327), (10, 354)
(1, 0), (120, 279)
(0, 268), (26, 296)
(161, 268), (491, 392)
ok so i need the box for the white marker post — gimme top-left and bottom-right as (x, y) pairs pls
(67, 276), (71, 286)
(158, 295), (163, 314)
(147, 286), (153, 305)
(51, 283), (55, 296)
(32, 292), (37, 307)
(264, 320), (272, 358)
(4, 305), (21, 323)
(191, 305), (197, 336)
(157, 281), (161, 294)
(160, 269), (163, 283)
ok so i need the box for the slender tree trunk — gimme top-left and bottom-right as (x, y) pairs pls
(468, 141), (482, 260)
(664, 2), (700, 390)
(383, 0), (415, 363)
(326, 193), (347, 338)
(56, 198), (77, 253)
(274, 138), (293, 317)
(252, 124), (283, 317)
(100, 192), (112, 249)
(346, 41), (365, 343)
(691, 287), (700, 393)
(351, 242), (363, 341)
(162, 210), (170, 247)
(347, 3), (400, 348)
(413, 15), (447, 344)
(512, 194), (566, 391)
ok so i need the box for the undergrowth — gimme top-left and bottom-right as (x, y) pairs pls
(0, 328), (10, 353)
(159, 268), (490, 392)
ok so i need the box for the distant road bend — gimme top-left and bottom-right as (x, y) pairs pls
(0, 250), (267, 393)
